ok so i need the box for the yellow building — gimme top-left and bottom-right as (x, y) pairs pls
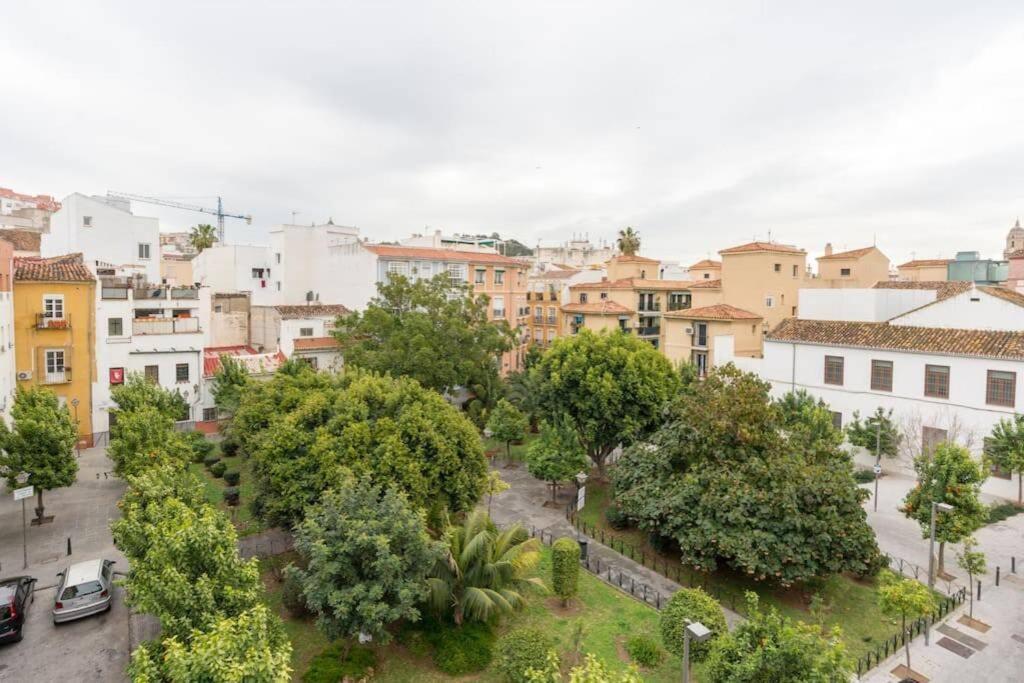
(662, 304), (762, 374)
(13, 253), (95, 437)
(687, 258), (722, 281)
(897, 258), (950, 282)
(719, 241), (808, 331)
(812, 245), (890, 288)
(527, 269), (577, 347)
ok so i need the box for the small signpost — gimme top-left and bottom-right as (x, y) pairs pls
(576, 485), (586, 511)
(13, 480), (33, 569)
(873, 464), (882, 475)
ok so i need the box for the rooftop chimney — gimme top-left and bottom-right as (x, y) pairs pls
(824, 243), (833, 256)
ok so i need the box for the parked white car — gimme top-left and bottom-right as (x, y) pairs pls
(52, 559), (114, 624)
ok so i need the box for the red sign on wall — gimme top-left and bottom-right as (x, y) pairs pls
(109, 367), (125, 385)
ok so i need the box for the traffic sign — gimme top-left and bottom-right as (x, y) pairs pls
(13, 485), (33, 501)
(873, 464), (882, 475)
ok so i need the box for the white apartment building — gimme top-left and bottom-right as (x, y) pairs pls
(269, 221), (360, 305)
(250, 303), (347, 366)
(193, 244), (275, 307)
(43, 194), (161, 283)
(92, 268), (211, 432)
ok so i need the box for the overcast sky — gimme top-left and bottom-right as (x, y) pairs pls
(4, 2), (1024, 266)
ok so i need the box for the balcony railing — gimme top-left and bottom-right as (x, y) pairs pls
(101, 287), (129, 300)
(667, 301), (691, 311)
(638, 302), (661, 312)
(133, 317), (201, 335)
(637, 326), (661, 336)
(533, 316), (543, 324)
(41, 368), (72, 385)
(546, 316), (556, 324)
(170, 287), (198, 299)
(36, 315), (70, 330)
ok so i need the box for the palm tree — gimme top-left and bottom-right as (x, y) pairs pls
(617, 227), (640, 255)
(427, 510), (545, 626)
(189, 224), (218, 253)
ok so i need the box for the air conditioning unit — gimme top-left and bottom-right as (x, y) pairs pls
(684, 328), (694, 336)
(17, 371), (31, 381)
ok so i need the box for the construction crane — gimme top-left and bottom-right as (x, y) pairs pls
(106, 191), (252, 244)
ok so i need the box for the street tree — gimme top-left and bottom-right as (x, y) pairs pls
(877, 571), (934, 671)
(956, 537), (986, 618)
(333, 273), (514, 398)
(616, 227), (641, 255)
(0, 386), (78, 521)
(288, 480), (440, 654)
(111, 372), (189, 420)
(488, 399), (529, 465)
(108, 405), (193, 478)
(484, 470), (510, 516)
(987, 414), (1024, 505)
(427, 510), (545, 626)
(532, 330), (679, 476)
(614, 365), (882, 585)
(211, 354), (250, 415)
(526, 420), (588, 501)
(188, 223), (218, 252)
(774, 389), (843, 457)
(846, 407), (901, 459)
(704, 592), (852, 682)
(901, 442), (987, 575)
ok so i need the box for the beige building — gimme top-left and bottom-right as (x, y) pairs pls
(812, 245), (890, 288)
(719, 241), (808, 331)
(210, 292), (250, 347)
(897, 259), (950, 281)
(687, 259), (722, 281)
(662, 304), (762, 374)
(160, 253), (194, 286)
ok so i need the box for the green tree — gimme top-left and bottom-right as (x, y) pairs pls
(616, 227), (641, 256)
(130, 605), (292, 682)
(614, 365), (882, 585)
(212, 354), (250, 416)
(484, 470), (510, 517)
(901, 442), (987, 575)
(987, 414), (1024, 504)
(774, 389), (843, 457)
(846, 407), (901, 459)
(111, 372), (189, 420)
(877, 571), (935, 671)
(189, 223), (218, 253)
(427, 510), (545, 626)
(0, 386), (78, 521)
(526, 651), (642, 683)
(704, 592), (851, 682)
(527, 420), (588, 501)
(333, 273), (514, 397)
(532, 330), (679, 476)
(108, 405), (193, 478)
(659, 588), (727, 661)
(551, 537), (581, 606)
(488, 399), (529, 465)
(288, 480), (441, 653)
(956, 537), (986, 618)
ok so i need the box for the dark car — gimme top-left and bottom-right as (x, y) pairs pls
(0, 576), (36, 643)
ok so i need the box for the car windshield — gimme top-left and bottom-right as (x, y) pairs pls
(60, 580), (103, 601)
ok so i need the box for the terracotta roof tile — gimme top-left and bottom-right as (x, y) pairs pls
(817, 246), (877, 261)
(0, 187), (60, 212)
(977, 286), (1024, 308)
(572, 277), (693, 291)
(689, 278), (722, 289)
(608, 254), (660, 264)
(203, 346), (285, 377)
(0, 228), (41, 252)
(293, 336), (340, 351)
(365, 244), (529, 267)
(532, 269), (580, 280)
(560, 301), (635, 315)
(873, 280), (971, 301)
(274, 304), (350, 319)
(688, 259), (721, 269)
(663, 303), (761, 321)
(719, 241), (806, 255)
(897, 258), (952, 268)
(14, 253), (94, 282)
(768, 318), (1024, 360)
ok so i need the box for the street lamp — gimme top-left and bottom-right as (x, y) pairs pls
(928, 502), (954, 591)
(574, 472), (588, 556)
(682, 621), (711, 683)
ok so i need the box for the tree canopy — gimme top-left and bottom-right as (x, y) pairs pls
(987, 414), (1024, 504)
(613, 365), (882, 585)
(188, 223), (218, 253)
(877, 571), (934, 671)
(212, 354), (250, 415)
(487, 399), (529, 464)
(616, 227), (641, 256)
(527, 420), (588, 500)
(111, 373), (189, 421)
(531, 330), (679, 475)
(846, 407), (900, 458)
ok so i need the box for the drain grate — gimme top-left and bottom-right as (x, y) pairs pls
(936, 636), (974, 658)
(936, 624), (987, 650)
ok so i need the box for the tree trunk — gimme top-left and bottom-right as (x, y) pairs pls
(1018, 472), (1022, 506)
(506, 441), (512, 466)
(341, 639), (353, 661)
(938, 541), (946, 576)
(903, 614), (910, 669)
(454, 604), (463, 627)
(551, 481), (557, 502)
(34, 488), (45, 520)
(968, 572), (974, 618)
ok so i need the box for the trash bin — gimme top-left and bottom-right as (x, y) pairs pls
(578, 538), (588, 562)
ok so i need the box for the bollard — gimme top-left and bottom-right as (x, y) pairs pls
(1013, 556), (1017, 574)
(67, 537), (72, 555)
(977, 580), (982, 602)
(996, 565), (1000, 586)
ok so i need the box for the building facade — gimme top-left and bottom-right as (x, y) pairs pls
(0, 239), (15, 423)
(946, 251), (1007, 285)
(192, 244), (275, 307)
(718, 241), (808, 331)
(533, 237), (615, 269)
(897, 259), (950, 282)
(812, 245), (890, 288)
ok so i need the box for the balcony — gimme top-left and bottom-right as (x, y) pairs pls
(41, 368), (72, 385)
(101, 287), (129, 300)
(637, 326), (661, 337)
(170, 287), (198, 299)
(638, 302), (661, 313)
(546, 316), (556, 325)
(533, 316), (543, 324)
(36, 315), (70, 330)
(133, 317), (201, 335)
(667, 301), (691, 312)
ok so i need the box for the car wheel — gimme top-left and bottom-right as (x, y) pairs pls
(13, 629), (23, 643)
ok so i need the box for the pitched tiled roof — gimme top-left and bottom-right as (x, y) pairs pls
(14, 253), (94, 282)
(532, 269), (580, 280)
(0, 228), (41, 252)
(873, 280), (971, 301)
(767, 318), (1024, 360)
(689, 278), (722, 289)
(293, 336), (340, 351)
(274, 304), (350, 319)
(663, 303), (761, 321)
(572, 277), (693, 291)
(365, 244), (529, 267)
(897, 258), (952, 268)
(817, 246), (877, 261)
(688, 259), (721, 269)
(719, 241), (806, 255)
(0, 187), (60, 212)
(609, 254), (660, 264)
(203, 346), (285, 377)
(560, 301), (635, 315)
(977, 286), (1024, 308)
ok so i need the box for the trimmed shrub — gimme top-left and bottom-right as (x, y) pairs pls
(221, 437), (240, 458)
(203, 455), (220, 468)
(551, 537), (581, 606)
(605, 504), (630, 530)
(626, 634), (663, 667)
(222, 486), (240, 506)
(431, 622), (494, 675)
(210, 461), (227, 478)
(186, 430), (215, 463)
(281, 570), (309, 617)
(660, 587), (727, 661)
(853, 468), (876, 484)
(496, 628), (554, 683)
(303, 643), (376, 683)
(224, 470), (241, 486)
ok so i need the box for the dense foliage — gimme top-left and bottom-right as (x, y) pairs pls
(527, 420), (588, 500)
(614, 366), (882, 585)
(987, 414), (1024, 504)
(551, 537), (581, 606)
(659, 588), (727, 661)
(846, 407), (900, 458)
(488, 399), (529, 464)
(526, 651), (642, 682)
(531, 330), (679, 474)
(625, 634), (663, 667)
(616, 227), (641, 255)
(211, 353), (250, 415)
(957, 536), (986, 618)
(111, 373), (189, 420)
(496, 628), (555, 683)
(877, 571), (935, 670)
(108, 405), (192, 478)
(235, 367), (488, 526)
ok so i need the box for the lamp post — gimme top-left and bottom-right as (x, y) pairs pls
(682, 621), (711, 683)
(873, 420), (881, 512)
(928, 502), (955, 592)
(574, 471), (588, 559)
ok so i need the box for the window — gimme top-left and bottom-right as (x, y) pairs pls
(986, 370), (1016, 407)
(447, 264), (466, 283)
(840, 268), (852, 277)
(600, 292), (608, 300)
(791, 306), (797, 316)
(299, 327), (314, 337)
(83, 216), (92, 227)
(251, 268), (267, 278)
(579, 293), (588, 304)
(824, 355), (844, 385)
(108, 318), (123, 336)
(547, 306), (556, 323)
(774, 263), (781, 272)
(276, 281), (281, 291)
(203, 407), (219, 421)
(765, 295), (774, 308)
(924, 364), (950, 399)
(175, 363), (189, 383)
(419, 262), (433, 277)
(492, 295), (505, 318)
(831, 411), (843, 430)
(703, 273), (710, 279)
(43, 295), (64, 319)
(45, 349), (65, 376)
(694, 322), (708, 347)
(870, 360), (893, 392)
(214, 304), (223, 313)
(474, 269), (486, 284)
(144, 365), (159, 383)
(275, 253), (281, 264)
(534, 329), (542, 342)
(387, 261), (409, 277)
(792, 264), (798, 277)
(494, 269), (505, 285)
(692, 350), (708, 377)
(138, 243), (151, 259)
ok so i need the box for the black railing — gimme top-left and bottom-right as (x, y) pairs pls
(637, 326), (661, 336)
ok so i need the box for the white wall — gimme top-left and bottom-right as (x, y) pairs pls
(892, 289), (1024, 331)
(798, 288), (935, 322)
(0, 289), (14, 422)
(320, 243), (380, 311)
(279, 317), (334, 356)
(270, 223), (361, 306)
(44, 194), (161, 283)
(192, 245), (275, 307)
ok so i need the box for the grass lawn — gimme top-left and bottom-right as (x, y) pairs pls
(262, 546), (688, 682)
(483, 431), (538, 465)
(579, 478), (893, 662)
(189, 443), (266, 537)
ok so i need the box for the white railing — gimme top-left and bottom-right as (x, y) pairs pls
(133, 318), (200, 335)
